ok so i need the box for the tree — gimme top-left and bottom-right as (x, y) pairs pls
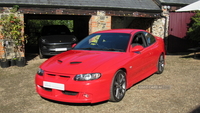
(187, 11), (200, 42)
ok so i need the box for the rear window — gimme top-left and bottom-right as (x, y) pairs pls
(41, 25), (71, 36)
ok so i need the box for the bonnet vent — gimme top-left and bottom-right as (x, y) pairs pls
(58, 60), (63, 63)
(70, 62), (82, 64)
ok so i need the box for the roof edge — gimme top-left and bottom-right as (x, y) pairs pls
(0, 3), (162, 13)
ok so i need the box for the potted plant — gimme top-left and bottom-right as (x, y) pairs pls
(0, 15), (11, 68)
(0, 5), (27, 67)
(0, 40), (10, 68)
(11, 14), (26, 67)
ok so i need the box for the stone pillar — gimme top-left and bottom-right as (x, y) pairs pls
(152, 18), (166, 39)
(89, 11), (111, 34)
(152, 6), (169, 39)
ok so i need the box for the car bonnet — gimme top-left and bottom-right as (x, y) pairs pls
(40, 50), (124, 74)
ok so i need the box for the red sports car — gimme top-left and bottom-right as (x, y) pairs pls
(35, 29), (165, 103)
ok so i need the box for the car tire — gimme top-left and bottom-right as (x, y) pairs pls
(110, 70), (126, 102)
(39, 48), (45, 59)
(156, 54), (165, 74)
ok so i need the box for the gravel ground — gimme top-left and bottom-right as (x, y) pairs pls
(0, 53), (200, 113)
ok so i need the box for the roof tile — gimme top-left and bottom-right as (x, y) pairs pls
(0, 0), (161, 11)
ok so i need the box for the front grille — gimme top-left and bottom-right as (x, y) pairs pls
(59, 75), (70, 78)
(62, 90), (78, 96)
(48, 44), (72, 48)
(47, 73), (70, 78)
(40, 85), (78, 96)
(48, 74), (56, 76)
(40, 86), (52, 91)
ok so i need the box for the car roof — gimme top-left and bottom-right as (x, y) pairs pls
(94, 29), (145, 34)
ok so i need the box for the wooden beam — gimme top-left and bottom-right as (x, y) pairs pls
(0, 7), (161, 18)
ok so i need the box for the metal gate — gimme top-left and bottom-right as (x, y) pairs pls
(167, 12), (195, 53)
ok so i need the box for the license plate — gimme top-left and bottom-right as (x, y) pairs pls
(55, 48), (67, 51)
(43, 81), (65, 91)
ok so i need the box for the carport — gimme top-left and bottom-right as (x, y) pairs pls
(24, 14), (91, 53)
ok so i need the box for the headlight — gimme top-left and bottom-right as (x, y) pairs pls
(37, 68), (44, 76)
(74, 73), (101, 81)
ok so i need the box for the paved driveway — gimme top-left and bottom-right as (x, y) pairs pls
(0, 54), (200, 113)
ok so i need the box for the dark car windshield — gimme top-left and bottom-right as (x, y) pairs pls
(74, 33), (130, 52)
(41, 25), (71, 36)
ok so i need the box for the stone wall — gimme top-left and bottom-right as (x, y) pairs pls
(151, 17), (166, 38)
(89, 11), (111, 34)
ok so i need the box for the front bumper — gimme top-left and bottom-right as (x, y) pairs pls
(40, 43), (72, 56)
(35, 72), (110, 103)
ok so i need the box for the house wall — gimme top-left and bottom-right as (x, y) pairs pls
(1, 7), (165, 57)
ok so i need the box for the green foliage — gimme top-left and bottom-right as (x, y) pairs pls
(10, 5), (19, 13)
(0, 5), (26, 59)
(0, 14), (25, 45)
(28, 19), (73, 32)
(26, 20), (73, 45)
(187, 11), (200, 42)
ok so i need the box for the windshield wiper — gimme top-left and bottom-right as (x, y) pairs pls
(102, 48), (124, 52)
(74, 48), (124, 52)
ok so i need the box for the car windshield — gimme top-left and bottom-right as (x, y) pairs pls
(74, 33), (130, 52)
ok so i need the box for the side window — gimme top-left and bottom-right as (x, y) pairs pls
(143, 32), (156, 46)
(132, 33), (147, 47)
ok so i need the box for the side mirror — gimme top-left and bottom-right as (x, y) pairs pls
(131, 45), (144, 52)
(72, 43), (77, 48)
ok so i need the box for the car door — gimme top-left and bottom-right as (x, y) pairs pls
(142, 31), (159, 69)
(127, 32), (153, 84)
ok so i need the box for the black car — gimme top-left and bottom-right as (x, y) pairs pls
(38, 25), (77, 58)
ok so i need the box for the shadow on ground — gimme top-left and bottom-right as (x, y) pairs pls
(41, 97), (108, 106)
(190, 105), (200, 113)
(167, 52), (200, 60)
(25, 53), (52, 61)
(180, 53), (200, 60)
(25, 53), (39, 61)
